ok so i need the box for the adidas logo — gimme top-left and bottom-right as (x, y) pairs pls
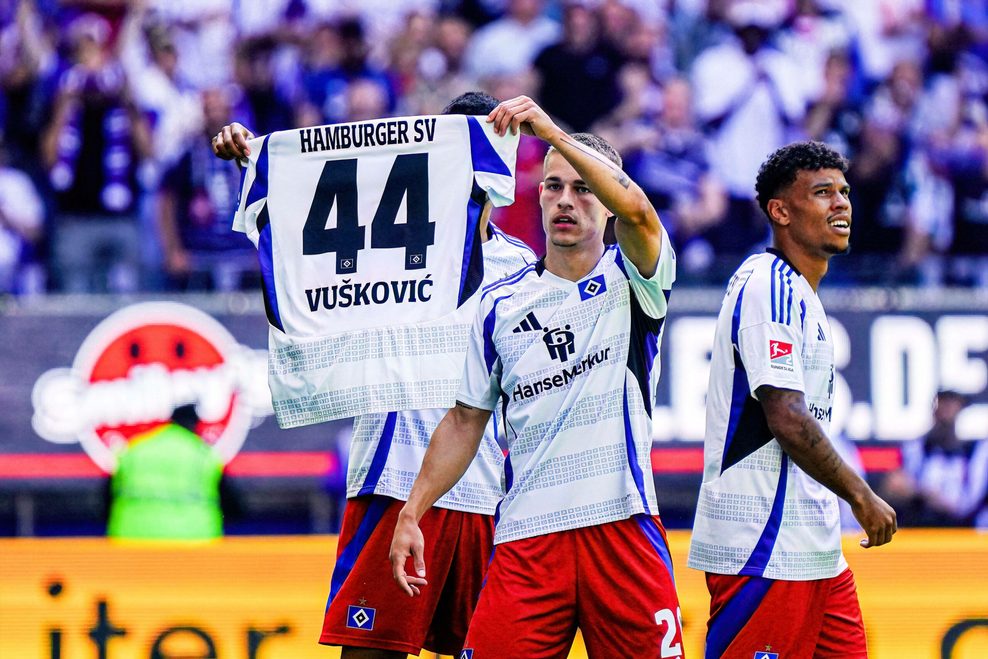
(513, 311), (543, 333)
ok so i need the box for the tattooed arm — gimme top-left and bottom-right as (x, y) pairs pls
(757, 384), (897, 547)
(487, 95), (664, 276)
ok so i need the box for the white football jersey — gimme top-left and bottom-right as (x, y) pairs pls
(457, 233), (676, 544)
(234, 115), (519, 427)
(688, 249), (846, 581)
(347, 224), (536, 514)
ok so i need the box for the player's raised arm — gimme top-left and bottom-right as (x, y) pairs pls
(211, 122), (255, 160)
(390, 402), (491, 597)
(756, 384), (897, 548)
(487, 95), (664, 276)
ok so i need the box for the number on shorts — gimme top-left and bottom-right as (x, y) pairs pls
(654, 607), (683, 658)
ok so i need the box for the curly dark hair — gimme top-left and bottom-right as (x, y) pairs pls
(755, 141), (849, 219)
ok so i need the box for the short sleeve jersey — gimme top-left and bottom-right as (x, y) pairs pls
(688, 249), (846, 581)
(233, 115), (519, 427)
(458, 232), (676, 544)
(347, 224), (536, 515)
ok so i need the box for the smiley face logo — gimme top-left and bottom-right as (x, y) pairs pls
(32, 303), (271, 472)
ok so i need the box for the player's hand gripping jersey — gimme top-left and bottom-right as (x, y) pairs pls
(457, 237), (676, 544)
(234, 115), (519, 427)
(688, 250), (846, 580)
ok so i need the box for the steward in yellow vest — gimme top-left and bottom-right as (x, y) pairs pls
(107, 405), (224, 540)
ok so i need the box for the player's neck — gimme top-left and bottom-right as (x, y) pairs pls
(771, 240), (828, 291)
(543, 242), (606, 282)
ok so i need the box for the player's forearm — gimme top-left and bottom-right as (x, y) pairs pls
(758, 386), (872, 506)
(401, 403), (490, 522)
(546, 130), (658, 230)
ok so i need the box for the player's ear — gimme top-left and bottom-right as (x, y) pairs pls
(767, 198), (789, 226)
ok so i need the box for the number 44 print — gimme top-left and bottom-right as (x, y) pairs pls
(302, 153), (436, 274)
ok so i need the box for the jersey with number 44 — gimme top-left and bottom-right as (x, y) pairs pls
(234, 115), (519, 428)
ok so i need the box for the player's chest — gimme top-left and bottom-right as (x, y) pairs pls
(494, 274), (630, 373)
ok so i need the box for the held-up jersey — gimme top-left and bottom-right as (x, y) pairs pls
(688, 249), (846, 581)
(234, 115), (519, 427)
(347, 224), (536, 515)
(457, 233), (676, 544)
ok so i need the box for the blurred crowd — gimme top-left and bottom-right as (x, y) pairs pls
(2, 0), (988, 295)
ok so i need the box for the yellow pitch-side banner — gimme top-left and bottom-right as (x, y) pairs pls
(1, 531), (986, 658)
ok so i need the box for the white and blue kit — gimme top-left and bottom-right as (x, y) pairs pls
(688, 249), (846, 580)
(456, 233), (676, 544)
(233, 115), (519, 427)
(348, 224), (535, 514)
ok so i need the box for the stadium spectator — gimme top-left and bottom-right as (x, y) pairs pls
(146, 0), (236, 89)
(804, 51), (865, 159)
(157, 87), (256, 291)
(532, 1), (624, 132)
(107, 404), (230, 540)
(41, 13), (151, 293)
(299, 16), (396, 126)
(0, 0), (56, 170)
(405, 13), (479, 115)
(463, 0), (560, 80)
(881, 390), (988, 527)
(0, 138), (45, 294)
(617, 75), (728, 279)
(690, 0), (807, 258)
(230, 36), (297, 136)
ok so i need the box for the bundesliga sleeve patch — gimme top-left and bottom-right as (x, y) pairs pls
(345, 605), (376, 630)
(769, 340), (794, 370)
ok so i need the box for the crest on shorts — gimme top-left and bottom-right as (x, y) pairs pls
(346, 605), (376, 630)
(459, 650), (474, 659)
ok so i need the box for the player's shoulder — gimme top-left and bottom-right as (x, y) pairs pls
(738, 252), (801, 293)
(488, 223), (537, 260)
(734, 251), (809, 325)
(480, 259), (538, 304)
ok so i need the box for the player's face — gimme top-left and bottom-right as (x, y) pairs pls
(782, 168), (852, 257)
(539, 152), (610, 249)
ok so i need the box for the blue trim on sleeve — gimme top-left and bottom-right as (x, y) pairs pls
(356, 412), (397, 496)
(255, 204), (284, 332)
(467, 116), (511, 176)
(327, 496), (391, 604)
(740, 453), (790, 576)
(770, 260), (778, 322)
(458, 196), (486, 307)
(704, 576), (773, 659)
(244, 135), (270, 208)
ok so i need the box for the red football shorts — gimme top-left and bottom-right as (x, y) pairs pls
(461, 514), (684, 658)
(319, 495), (494, 655)
(704, 568), (867, 658)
